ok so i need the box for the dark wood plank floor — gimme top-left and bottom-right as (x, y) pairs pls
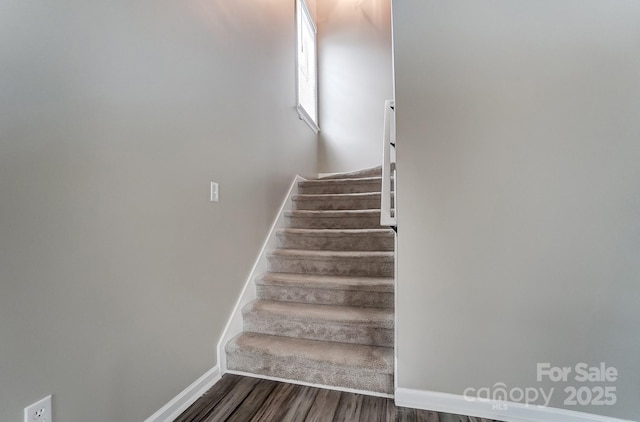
(174, 374), (499, 422)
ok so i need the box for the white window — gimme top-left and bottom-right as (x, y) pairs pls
(296, 0), (319, 132)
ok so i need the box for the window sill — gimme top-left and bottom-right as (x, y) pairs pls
(297, 104), (320, 134)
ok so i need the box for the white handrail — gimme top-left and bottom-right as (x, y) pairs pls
(381, 100), (396, 227)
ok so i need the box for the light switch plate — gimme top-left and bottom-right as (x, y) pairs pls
(210, 182), (219, 202)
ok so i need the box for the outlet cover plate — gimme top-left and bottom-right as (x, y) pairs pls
(24, 395), (52, 422)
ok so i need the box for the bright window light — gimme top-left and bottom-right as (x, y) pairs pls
(296, 0), (319, 132)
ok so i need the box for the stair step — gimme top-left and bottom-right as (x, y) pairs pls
(267, 249), (394, 277)
(292, 192), (385, 210)
(242, 300), (393, 347)
(276, 228), (394, 251)
(258, 272), (394, 292)
(256, 272), (394, 308)
(285, 210), (382, 229)
(225, 332), (394, 394)
(298, 177), (384, 195)
(319, 166), (382, 180)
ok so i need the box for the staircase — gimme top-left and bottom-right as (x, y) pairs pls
(225, 168), (395, 395)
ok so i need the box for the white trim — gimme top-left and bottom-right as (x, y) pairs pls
(394, 388), (636, 422)
(216, 175), (305, 374)
(298, 0), (316, 33)
(391, 123), (398, 391)
(227, 369), (394, 399)
(295, 0), (319, 132)
(144, 366), (220, 422)
(393, 208), (398, 392)
(380, 99), (396, 226)
(297, 104), (320, 134)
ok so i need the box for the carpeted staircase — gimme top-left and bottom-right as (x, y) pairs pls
(225, 168), (395, 395)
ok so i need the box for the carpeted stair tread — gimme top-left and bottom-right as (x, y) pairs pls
(285, 210), (383, 229)
(267, 249), (394, 277)
(242, 301), (393, 346)
(276, 228), (394, 251)
(278, 228), (394, 237)
(258, 272), (394, 293)
(285, 209), (381, 218)
(226, 333), (394, 393)
(269, 249), (394, 261)
(243, 300), (393, 329)
(319, 166), (382, 180)
(292, 192), (388, 211)
(293, 192), (382, 200)
(299, 176), (383, 187)
(256, 272), (394, 308)
(298, 177), (387, 195)
(227, 332), (393, 373)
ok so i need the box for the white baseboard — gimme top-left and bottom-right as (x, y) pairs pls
(226, 369), (394, 399)
(145, 366), (220, 422)
(395, 388), (635, 422)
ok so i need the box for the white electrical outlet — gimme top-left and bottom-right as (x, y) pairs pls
(24, 395), (52, 422)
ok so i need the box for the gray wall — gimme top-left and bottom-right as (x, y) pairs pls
(0, 0), (316, 420)
(393, 1), (640, 419)
(317, 0), (393, 174)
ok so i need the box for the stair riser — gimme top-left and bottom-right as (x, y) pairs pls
(256, 285), (394, 309)
(226, 350), (393, 394)
(285, 216), (382, 229)
(276, 233), (394, 251)
(243, 315), (393, 347)
(267, 257), (394, 277)
(298, 182), (383, 195)
(293, 197), (381, 210)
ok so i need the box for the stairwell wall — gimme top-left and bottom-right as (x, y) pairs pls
(393, 1), (640, 420)
(0, 0), (317, 421)
(316, 0), (394, 174)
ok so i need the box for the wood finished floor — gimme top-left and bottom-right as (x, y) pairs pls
(174, 374), (500, 422)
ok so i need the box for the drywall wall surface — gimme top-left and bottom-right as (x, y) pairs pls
(0, 0), (316, 420)
(317, 0), (393, 173)
(393, 1), (640, 419)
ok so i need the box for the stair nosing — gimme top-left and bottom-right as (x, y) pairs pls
(277, 228), (394, 237)
(285, 210), (381, 217)
(298, 177), (383, 185)
(257, 272), (394, 292)
(293, 192), (382, 200)
(268, 249), (394, 261)
(242, 300), (394, 328)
